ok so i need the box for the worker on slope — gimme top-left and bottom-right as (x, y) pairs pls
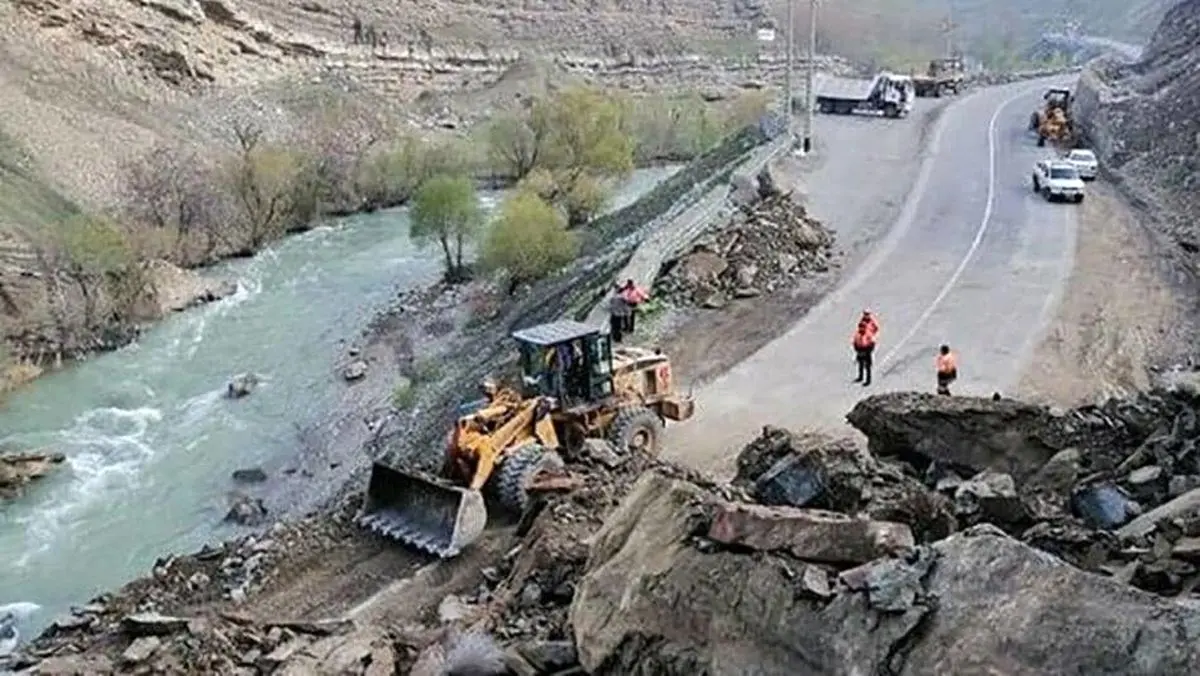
(852, 309), (880, 386)
(608, 290), (630, 343)
(936, 344), (958, 395)
(619, 279), (650, 336)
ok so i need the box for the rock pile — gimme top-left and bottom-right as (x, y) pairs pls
(656, 192), (835, 309)
(1, 451), (65, 502)
(847, 388), (1200, 598)
(6, 510), (370, 673)
(21, 384), (1200, 674)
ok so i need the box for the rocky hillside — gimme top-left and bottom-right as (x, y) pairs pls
(1075, 0), (1200, 263)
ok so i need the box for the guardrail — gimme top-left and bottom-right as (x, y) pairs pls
(583, 119), (792, 325)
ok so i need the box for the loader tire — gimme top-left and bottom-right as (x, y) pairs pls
(492, 444), (563, 514)
(608, 406), (664, 456)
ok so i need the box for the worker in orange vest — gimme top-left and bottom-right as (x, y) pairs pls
(852, 309), (880, 386)
(936, 344), (958, 395)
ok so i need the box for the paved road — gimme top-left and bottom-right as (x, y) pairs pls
(664, 78), (1080, 476)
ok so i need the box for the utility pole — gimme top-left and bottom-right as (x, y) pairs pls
(785, 0), (796, 143)
(801, 0), (817, 154)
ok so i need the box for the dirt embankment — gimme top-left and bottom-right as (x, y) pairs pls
(1074, 0), (1200, 285)
(16, 383), (1200, 674)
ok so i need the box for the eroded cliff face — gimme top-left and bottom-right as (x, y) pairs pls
(1075, 0), (1200, 256)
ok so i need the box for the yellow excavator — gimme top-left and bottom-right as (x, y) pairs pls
(1029, 88), (1074, 148)
(357, 319), (695, 557)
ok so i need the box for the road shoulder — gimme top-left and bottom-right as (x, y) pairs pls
(1017, 180), (1195, 405)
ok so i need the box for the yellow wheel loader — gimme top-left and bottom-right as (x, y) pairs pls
(1029, 88), (1074, 148)
(357, 319), (696, 558)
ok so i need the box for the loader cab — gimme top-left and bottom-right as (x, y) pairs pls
(512, 320), (614, 407)
(1044, 89), (1071, 110)
(928, 57), (963, 76)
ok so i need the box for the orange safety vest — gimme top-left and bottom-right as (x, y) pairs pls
(852, 328), (875, 349)
(936, 352), (958, 374)
(853, 316), (878, 348)
(621, 285), (649, 305)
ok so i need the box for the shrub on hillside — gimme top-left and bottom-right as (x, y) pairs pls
(49, 214), (148, 325)
(480, 190), (580, 294)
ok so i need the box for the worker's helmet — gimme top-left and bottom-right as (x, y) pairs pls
(480, 378), (499, 398)
(862, 308), (872, 316)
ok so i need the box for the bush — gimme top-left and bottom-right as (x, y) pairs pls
(624, 94), (726, 162)
(487, 86), (635, 227)
(391, 379), (416, 409)
(50, 214), (148, 324)
(480, 190), (580, 293)
(357, 135), (475, 209)
(409, 173), (482, 283)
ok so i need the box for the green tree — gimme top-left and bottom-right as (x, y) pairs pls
(357, 135), (474, 209)
(410, 173), (482, 282)
(495, 87), (635, 227)
(480, 190), (579, 293)
(485, 111), (551, 181)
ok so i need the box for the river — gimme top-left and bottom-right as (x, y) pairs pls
(0, 166), (678, 636)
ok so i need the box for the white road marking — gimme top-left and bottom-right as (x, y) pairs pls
(877, 84), (1044, 368)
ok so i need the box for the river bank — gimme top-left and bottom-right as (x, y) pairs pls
(0, 166), (676, 642)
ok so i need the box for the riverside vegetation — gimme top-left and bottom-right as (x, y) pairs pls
(0, 85), (769, 394)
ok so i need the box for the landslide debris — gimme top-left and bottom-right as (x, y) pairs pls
(656, 191), (835, 309)
(20, 382), (1200, 674)
(848, 387), (1200, 598)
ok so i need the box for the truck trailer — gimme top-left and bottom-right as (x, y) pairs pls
(814, 72), (915, 118)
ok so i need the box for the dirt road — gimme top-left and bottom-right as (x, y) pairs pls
(663, 78), (1087, 477)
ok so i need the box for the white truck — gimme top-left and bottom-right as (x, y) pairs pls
(814, 72), (915, 118)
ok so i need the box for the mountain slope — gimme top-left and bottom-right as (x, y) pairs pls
(1075, 0), (1200, 263)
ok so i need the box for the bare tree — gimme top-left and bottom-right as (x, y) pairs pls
(122, 142), (224, 262)
(225, 119), (303, 251)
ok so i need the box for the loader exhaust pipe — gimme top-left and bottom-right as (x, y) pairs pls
(356, 462), (488, 558)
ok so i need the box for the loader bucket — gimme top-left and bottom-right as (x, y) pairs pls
(356, 462), (488, 558)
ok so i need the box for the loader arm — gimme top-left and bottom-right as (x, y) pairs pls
(455, 395), (560, 491)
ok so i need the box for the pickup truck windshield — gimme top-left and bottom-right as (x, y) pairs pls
(1049, 167), (1079, 179)
(1070, 152), (1095, 161)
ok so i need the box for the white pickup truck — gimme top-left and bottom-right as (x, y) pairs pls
(1063, 148), (1099, 180)
(1031, 159), (1085, 203)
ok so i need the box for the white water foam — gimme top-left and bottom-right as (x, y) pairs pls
(7, 406), (163, 569)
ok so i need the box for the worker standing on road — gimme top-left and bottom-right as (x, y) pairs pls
(936, 344), (958, 395)
(852, 309), (880, 386)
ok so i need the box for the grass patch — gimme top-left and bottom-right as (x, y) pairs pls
(391, 378), (416, 410)
(409, 359), (442, 384)
(0, 128), (81, 229)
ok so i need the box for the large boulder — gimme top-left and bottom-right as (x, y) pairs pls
(733, 426), (956, 542)
(1, 451), (66, 502)
(846, 393), (1070, 482)
(569, 472), (931, 675)
(570, 472), (1200, 675)
(901, 526), (1200, 674)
